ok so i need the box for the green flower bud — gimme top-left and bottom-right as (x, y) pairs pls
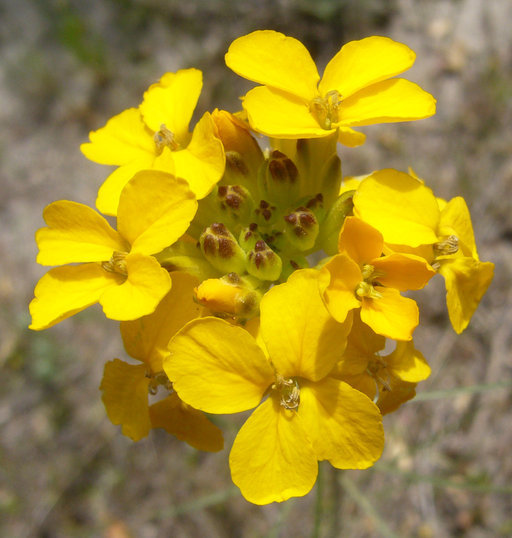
(199, 222), (247, 274)
(246, 240), (283, 281)
(262, 150), (300, 208)
(317, 190), (354, 255)
(238, 223), (260, 252)
(216, 184), (254, 226)
(282, 207), (319, 251)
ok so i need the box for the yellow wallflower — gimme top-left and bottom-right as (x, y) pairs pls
(164, 270), (384, 504)
(320, 216), (435, 340)
(100, 272), (223, 450)
(81, 69), (225, 215)
(353, 169), (494, 333)
(29, 171), (197, 330)
(331, 312), (430, 414)
(225, 31), (436, 146)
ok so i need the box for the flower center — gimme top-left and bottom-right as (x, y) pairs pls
(355, 264), (384, 299)
(102, 251), (128, 276)
(154, 124), (181, 154)
(146, 370), (173, 395)
(433, 235), (459, 256)
(309, 90), (342, 130)
(272, 375), (300, 410)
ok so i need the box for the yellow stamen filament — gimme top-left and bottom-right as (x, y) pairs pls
(356, 281), (383, 299)
(309, 90), (342, 130)
(154, 124), (181, 154)
(102, 251), (128, 276)
(433, 235), (459, 256)
(272, 375), (300, 410)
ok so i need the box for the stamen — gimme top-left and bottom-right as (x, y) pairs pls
(309, 90), (342, 130)
(272, 375), (300, 410)
(102, 251), (128, 276)
(356, 281), (382, 299)
(154, 124), (181, 154)
(433, 235), (459, 256)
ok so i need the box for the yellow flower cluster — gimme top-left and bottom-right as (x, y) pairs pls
(29, 30), (493, 505)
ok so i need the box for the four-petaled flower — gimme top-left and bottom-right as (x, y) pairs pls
(165, 270), (384, 504)
(225, 31), (436, 147)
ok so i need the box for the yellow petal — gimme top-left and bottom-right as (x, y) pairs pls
(260, 269), (352, 382)
(165, 317), (274, 414)
(361, 287), (418, 341)
(338, 79), (436, 126)
(386, 341), (431, 382)
(117, 170), (197, 255)
(319, 36), (416, 99)
(438, 257), (494, 334)
(120, 272), (201, 372)
(353, 169), (440, 247)
(140, 68), (202, 144)
(171, 112), (225, 199)
(230, 397), (317, 505)
(95, 158), (154, 217)
(320, 255), (361, 323)
(225, 30), (320, 101)
(377, 377), (417, 415)
(337, 126), (366, 147)
(36, 201), (128, 265)
(149, 393), (224, 452)
(338, 217), (383, 264)
(29, 264), (119, 330)
(99, 252), (172, 321)
(298, 378), (384, 469)
(100, 359), (151, 441)
(243, 86), (332, 139)
(372, 253), (435, 291)
(80, 108), (154, 165)
(438, 197), (478, 259)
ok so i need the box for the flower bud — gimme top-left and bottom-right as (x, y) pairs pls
(282, 207), (319, 251)
(195, 273), (261, 320)
(216, 184), (254, 225)
(199, 223), (247, 274)
(317, 190), (354, 255)
(238, 223), (260, 252)
(246, 240), (283, 281)
(262, 150), (300, 207)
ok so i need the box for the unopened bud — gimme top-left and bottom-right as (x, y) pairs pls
(238, 223), (260, 252)
(195, 273), (261, 320)
(246, 240), (283, 281)
(216, 184), (254, 224)
(317, 191), (354, 255)
(263, 150), (300, 207)
(199, 223), (247, 274)
(282, 207), (319, 251)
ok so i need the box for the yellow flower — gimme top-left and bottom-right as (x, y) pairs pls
(320, 216), (435, 340)
(165, 270), (384, 504)
(81, 69), (225, 215)
(225, 31), (436, 146)
(353, 169), (494, 333)
(29, 171), (197, 330)
(100, 272), (223, 450)
(331, 312), (430, 414)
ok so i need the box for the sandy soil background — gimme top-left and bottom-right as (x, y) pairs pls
(1, 0), (511, 536)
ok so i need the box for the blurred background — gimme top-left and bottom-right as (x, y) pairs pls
(1, 0), (511, 536)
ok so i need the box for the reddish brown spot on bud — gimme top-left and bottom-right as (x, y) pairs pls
(217, 185), (227, 197)
(211, 222), (229, 235)
(260, 200), (269, 209)
(225, 194), (241, 209)
(226, 272), (240, 283)
(218, 237), (234, 258)
(254, 252), (264, 268)
(254, 240), (266, 252)
(226, 151), (249, 176)
(262, 209), (272, 221)
(290, 260), (300, 269)
(299, 213), (315, 227)
(202, 235), (216, 255)
(284, 214), (297, 225)
(249, 223), (258, 231)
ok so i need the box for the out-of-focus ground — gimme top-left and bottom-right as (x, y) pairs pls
(1, 0), (511, 536)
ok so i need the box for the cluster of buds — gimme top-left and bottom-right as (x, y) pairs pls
(29, 30), (493, 505)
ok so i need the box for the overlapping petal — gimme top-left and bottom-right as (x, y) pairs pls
(372, 253), (435, 291)
(149, 393), (224, 452)
(338, 217), (383, 264)
(229, 397), (318, 505)
(319, 36), (416, 99)
(100, 359), (151, 441)
(298, 378), (384, 469)
(117, 170), (197, 255)
(360, 287), (419, 340)
(225, 30), (320, 101)
(165, 317), (274, 414)
(386, 341), (431, 383)
(99, 252), (172, 320)
(36, 200), (128, 265)
(260, 269), (352, 382)
(29, 263), (119, 330)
